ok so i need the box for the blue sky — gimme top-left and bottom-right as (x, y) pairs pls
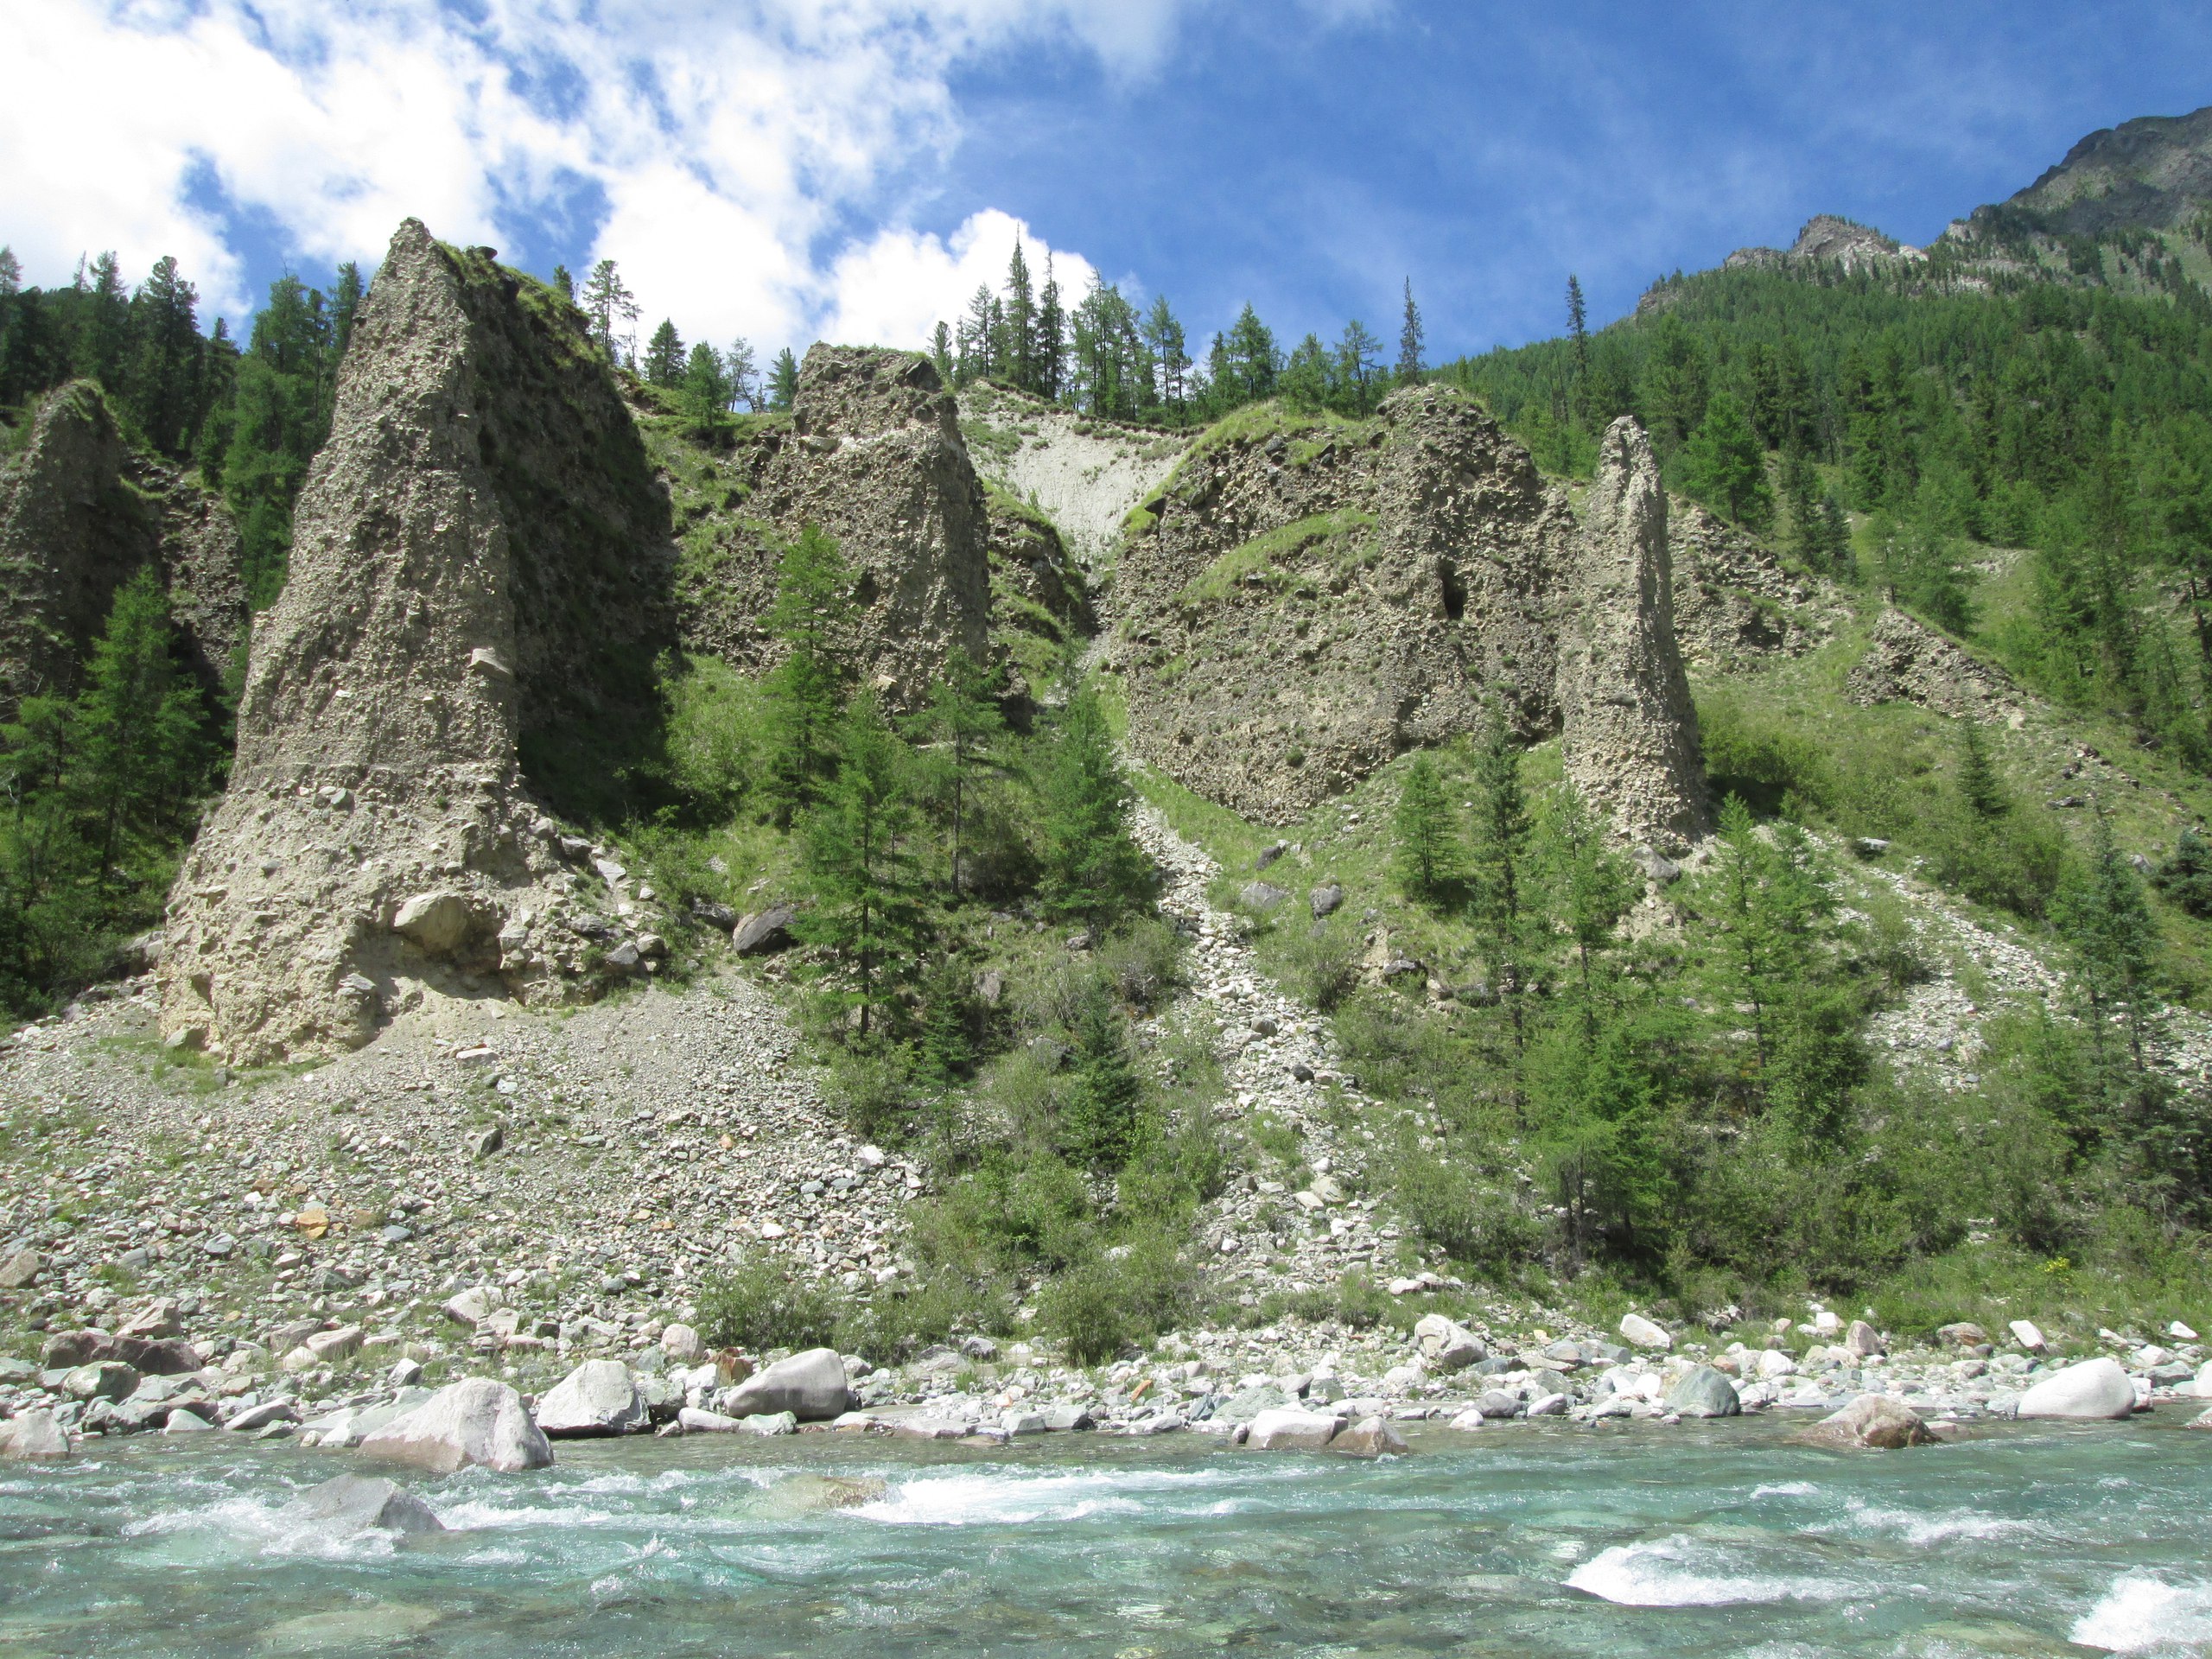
(6, 1), (2209, 360)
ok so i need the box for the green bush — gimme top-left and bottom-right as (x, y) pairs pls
(1280, 915), (1363, 1013)
(696, 1258), (839, 1352)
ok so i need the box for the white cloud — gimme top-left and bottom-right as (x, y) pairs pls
(0, 0), (1196, 345)
(817, 208), (1102, 352)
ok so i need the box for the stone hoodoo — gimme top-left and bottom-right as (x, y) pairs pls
(677, 345), (992, 703)
(159, 220), (674, 1063)
(1112, 385), (1574, 823)
(1557, 418), (1711, 849)
(0, 379), (245, 715)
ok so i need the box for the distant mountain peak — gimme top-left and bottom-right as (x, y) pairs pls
(1722, 214), (1923, 276)
(2001, 103), (2212, 235)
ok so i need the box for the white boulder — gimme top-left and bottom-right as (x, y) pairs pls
(720, 1348), (850, 1422)
(2016, 1357), (2136, 1421)
(1247, 1408), (1342, 1451)
(1619, 1313), (1672, 1351)
(536, 1360), (645, 1438)
(359, 1377), (554, 1473)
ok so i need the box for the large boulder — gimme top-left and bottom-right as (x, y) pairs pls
(158, 222), (676, 1063)
(1664, 1367), (1743, 1419)
(1247, 1407), (1343, 1451)
(1800, 1395), (1938, 1450)
(294, 1474), (444, 1536)
(535, 1360), (645, 1438)
(719, 1348), (850, 1422)
(1332, 1415), (1410, 1457)
(0, 1249), (43, 1289)
(2016, 1357), (2136, 1421)
(1556, 417), (1710, 849)
(1, 1408), (69, 1461)
(1413, 1313), (1486, 1370)
(1618, 1313), (1673, 1352)
(358, 1377), (554, 1473)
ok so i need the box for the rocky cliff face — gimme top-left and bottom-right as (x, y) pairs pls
(159, 220), (674, 1064)
(1558, 419), (1710, 849)
(0, 380), (245, 714)
(675, 346), (991, 703)
(1112, 390), (1553, 821)
(1111, 391), (1707, 835)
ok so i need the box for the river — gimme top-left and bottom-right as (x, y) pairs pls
(4, 1411), (2209, 1656)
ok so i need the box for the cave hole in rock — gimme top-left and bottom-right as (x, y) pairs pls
(1437, 557), (1467, 621)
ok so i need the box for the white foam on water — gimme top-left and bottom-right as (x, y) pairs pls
(122, 1495), (397, 1561)
(436, 1498), (625, 1531)
(1751, 1481), (1819, 1499)
(1828, 1498), (2054, 1547)
(856, 1466), (1224, 1528)
(1566, 1537), (1853, 1608)
(2071, 1572), (2212, 1654)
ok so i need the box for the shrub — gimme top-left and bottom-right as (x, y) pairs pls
(696, 1258), (839, 1352)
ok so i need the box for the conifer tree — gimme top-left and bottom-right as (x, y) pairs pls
(1566, 274), (1590, 422)
(908, 648), (1003, 899)
(128, 256), (203, 457)
(726, 338), (758, 410)
(1337, 319), (1382, 413)
(2054, 808), (2159, 1081)
(1957, 719), (2007, 821)
(799, 689), (924, 1038)
(1680, 390), (1771, 528)
(930, 321), (954, 386)
(680, 342), (730, 434)
(551, 264), (575, 302)
(330, 262), (364, 361)
(224, 273), (334, 607)
(1538, 784), (1637, 1039)
(644, 319), (685, 387)
(580, 259), (639, 361)
(767, 346), (800, 412)
(1393, 751), (1461, 904)
(762, 524), (849, 823)
(1064, 980), (1143, 1171)
(1039, 690), (1152, 925)
(1037, 254), (1065, 400)
(1140, 296), (1189, 417)
(73, 252), (130, 391)
(1396, 277), (1425, 384)
(2154, 827), (2212, 918)
(1221, 305), (1278, 405)
(1001, 238), (1036, 391)
(1468, 707), (1533, 1046)
(69, 569), (207, 886)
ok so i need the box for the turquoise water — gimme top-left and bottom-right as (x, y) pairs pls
(4, 1411), (2210, 1656)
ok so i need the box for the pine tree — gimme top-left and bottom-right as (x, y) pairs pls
(680, 342), (729, 434)
(73, 252), (131, 391)
(1001, 238), (1036, 391)
(643, 318), (684, 387)
(551, 264), (574, 302)
(767, 346), (800, 411)
(70, 569), (207, 885)
(224, 273), (334, 607)
(1336, 319), (1382, 414)
(917, 950), (976, 1092)
(1036, 254), (1065, 401)
(1221, 304), (1278, 405)
(762, 524), (849, 823)
(1392, 751), (1461, 904)
(726, 338), (758, 410)
(1681, 391), (1771, 528)
(1566, 274), (1590, 423)
(1396, 277), (1425, 384)
(958, 284), (996, 384)
(2054, 808), (2160, 1082)
(798, 689), (924, 1039)
(1039, 690), (1152, 925)
(330, 262), (364, 362)
(1957, 719), (2006, 820)
(930, 321), (954, 386)
(127, 256), (203, 457)
(1141, 296), (1189, 418)
(2155, 827), (2212, 918)
(1064, 980), (1143, 1171)
(580, 259), (639, 361)
(1539, 785), (1637, 1039)
(1468, 707), (1533, 1047)
(908, 648), (1002, 899)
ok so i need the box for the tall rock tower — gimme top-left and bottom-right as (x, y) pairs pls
(1556, 417), (1711, 849)
(159, 220), (672, 1062)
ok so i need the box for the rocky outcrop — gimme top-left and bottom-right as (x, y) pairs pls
(1558, 419), (1710, 849)
(983, 483), (1092, 702)
(960, 385), (1187, 568)
(158, 220), (675, 1063)
(1669, 500), (1843, 667)
(1846, 607), (2026, 727)
(1723, 215), (1926, 276)
(1112, 387), (1577, 822)
(0, 380), (245, 714)
(676, 346), (991, 705)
